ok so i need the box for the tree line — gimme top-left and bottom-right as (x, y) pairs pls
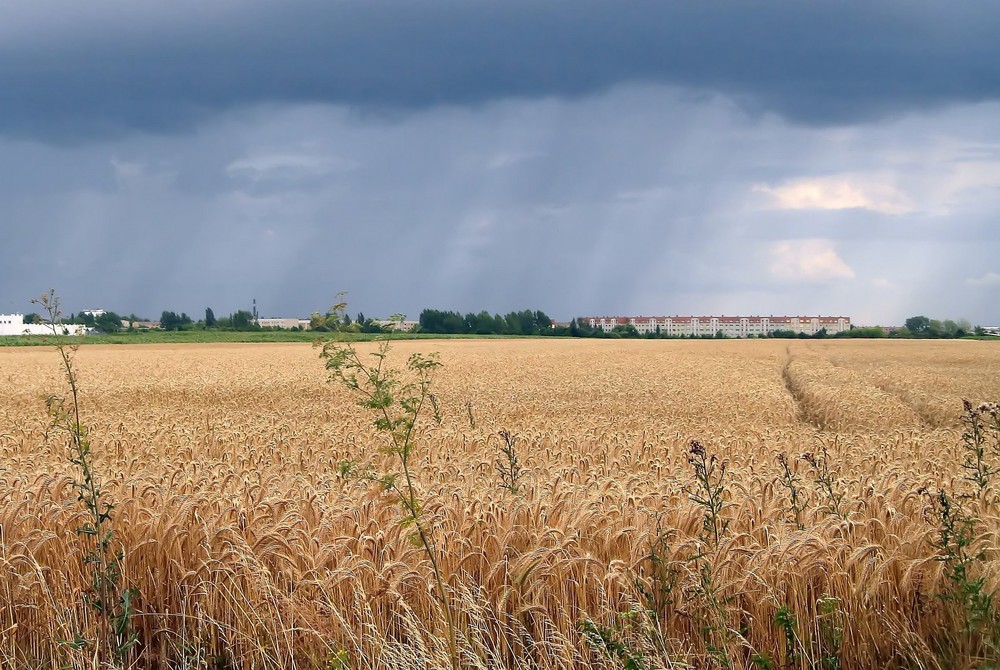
(21, 306), (993, 339)
(24, 308), (270, 333)
(308, 311), (395, 333)
(417, 309), (555, 335)
(160, 309), (262, 331)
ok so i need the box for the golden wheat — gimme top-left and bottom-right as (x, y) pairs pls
(0, 339), (998, 669)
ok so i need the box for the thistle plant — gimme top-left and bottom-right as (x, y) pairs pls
(776, 452), (806, 530)
(495, 429), (525, 494)
(637, 515), (680, 626)
(959, 400), (1000, 497)
(686, 440), (735, 668)
(927, 489), (998, 662)
(802, 447), (847, 521)
(319, 320), (459, 670)
(33, 289), (138, 664)
(687, 440), (730, 550)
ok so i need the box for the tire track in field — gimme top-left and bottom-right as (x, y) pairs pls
(860, 374), (953, 429)
(815, 351), (955, 429)
(782, 346), (924, 433)
(781, 347), (825, 431)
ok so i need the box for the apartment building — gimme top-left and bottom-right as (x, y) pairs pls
(579, 315), (851, 337)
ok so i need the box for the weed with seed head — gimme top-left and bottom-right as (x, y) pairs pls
(686, 440), (737, 668)
(495, 430), (525, 494)
(959, 399), (1000, 498)
(802, 447), (847, 521)
(33, 289), (138, 665)
(775, 452), (806, 530)
(637, 515), (680, 627)
(925, 489), (999, 664)
(319, 300), (458, 670)
(687, 440), (730, 550)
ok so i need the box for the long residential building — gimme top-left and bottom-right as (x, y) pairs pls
(579, 314), (851, 337)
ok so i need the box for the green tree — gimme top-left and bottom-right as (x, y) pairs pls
(160, 311), (193, 331)
(612, 323), (640, 338)
(308, 312), (328, 331)
(93, 311), (124, 333)
(160, 311), (180, 331)
(230, 310), (256, 331)
(205, 307), (217, 328)
(905, 315), (931, 336)
(837, 326), (886, 338)
(418, 309), (466, 333)
(534, 310), (554, 332)
(324, 313), (341, 331)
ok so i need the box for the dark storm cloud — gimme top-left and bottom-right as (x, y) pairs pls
(1, 0), (999, 140)
(3, 89), (1000, 326)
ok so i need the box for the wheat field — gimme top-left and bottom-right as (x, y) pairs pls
(1, 338), (999, 669)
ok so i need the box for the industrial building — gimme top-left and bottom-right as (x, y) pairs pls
(257, 318), (312, 329)
(0, 313), (89, 336)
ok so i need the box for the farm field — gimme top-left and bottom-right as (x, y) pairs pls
(1, 339), (999, 669)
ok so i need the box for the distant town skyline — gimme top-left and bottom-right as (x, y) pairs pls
(5, 298), (992, 330)
(2, 2), (999, 325)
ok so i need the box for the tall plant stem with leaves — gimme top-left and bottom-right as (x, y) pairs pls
(776, 452), (806, 530)
(495, 430), (525, 495)
(33, 289), (137, 663)
(687, 440), (729, 550)
(320, 331), (459, 670)
(802, 447), (847, 521)
(959, 400), (1000, 497)
(926, 488), (998, 663)
(686, 440), (735, 667)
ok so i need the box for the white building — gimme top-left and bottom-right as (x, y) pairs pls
(257, 318), (312, 329)
(375, 319), (419, 332)
(579, 315), (851, 337)
(0, 313), (90, 336)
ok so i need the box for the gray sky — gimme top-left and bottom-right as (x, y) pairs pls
(2, 1), (999, 325)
